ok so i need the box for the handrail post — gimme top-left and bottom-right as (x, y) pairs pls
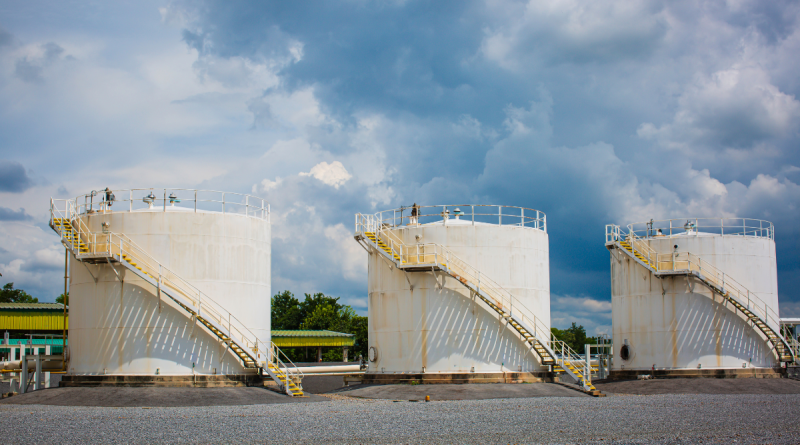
(129, 190), (132, 212)
(194, 190), (197, 213)
(471, 205), (475, 226)
(163, 189), (166, 212)
(498, 206), (501, 225)
(222, 193), (225, 213)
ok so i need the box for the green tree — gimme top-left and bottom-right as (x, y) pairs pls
(0, 283), (38, 303)
(56, 292), (69, 306)
(301, 303), (367, 361)
(551, 322), (596, 353)
(348, 315), (368, 360)
(301, 303), (341, 330)
(298, 292), (343, 321)
(271, 290), (302, 330)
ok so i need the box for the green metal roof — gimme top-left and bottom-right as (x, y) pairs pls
(0, 339), (67, 353)
(0, 303), (67, 311)
(271, 330), (355, 347)
(1, 339), (67, 345)
(272, 330), (354, 338)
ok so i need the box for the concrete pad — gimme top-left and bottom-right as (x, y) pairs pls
(301, 375), (351, 394)
(596, 377), (800, 395)
(0, 387), (328, 407)
(329, 383), (589, 400)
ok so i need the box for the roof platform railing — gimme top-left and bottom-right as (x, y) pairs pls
(50, 188), (269, 222)
(368, 204), (547, 232)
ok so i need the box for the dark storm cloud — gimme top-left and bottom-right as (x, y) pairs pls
(174, 0), (514, 122)
(0, 160), (34, 192)
(14, 42), (64, 83)
(172, 0), (800, 322)
(1, 1), (796, 325)
(0, 207), (32, 221)
(0, 27), (12, 47)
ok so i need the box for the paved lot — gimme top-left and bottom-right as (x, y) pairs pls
(0, 387), (327, 407)
(596, 377), (800, 395)
(331, 382), (588, 400)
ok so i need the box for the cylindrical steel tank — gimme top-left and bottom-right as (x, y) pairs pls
(610, 218), (779, 371)
(365, 205), (550, 376)
(67, 189), (270, 375)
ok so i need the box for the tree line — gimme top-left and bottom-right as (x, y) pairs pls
(0, 283), (68, 305)
(550, 322), (606, 354)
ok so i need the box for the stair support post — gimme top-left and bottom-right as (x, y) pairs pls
(585, 344), (591, 386)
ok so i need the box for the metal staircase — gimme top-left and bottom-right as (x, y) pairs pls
(606, 224), (795, 364)
(50, 201), (305, 396)
(355, 214), (599, 394)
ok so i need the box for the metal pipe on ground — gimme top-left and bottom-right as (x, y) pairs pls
(294, 365), (362, 374)
(2, 356), (65, 371)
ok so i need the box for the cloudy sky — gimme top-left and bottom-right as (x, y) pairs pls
(1, 0), (799, 334)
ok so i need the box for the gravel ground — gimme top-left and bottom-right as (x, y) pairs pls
(1, 393), (798, 444)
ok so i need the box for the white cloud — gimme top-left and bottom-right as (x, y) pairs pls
(0, 221), (64, 300)
(324, 223), (367, 281)
(638, 66), (800, 155)
(252, 177), (283, 194)
(300, 161), (353, 189)
(551, 294), (613, 336)
(480, 0), (668, 68)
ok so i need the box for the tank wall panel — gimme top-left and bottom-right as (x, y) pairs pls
(368, 223), (550, 373)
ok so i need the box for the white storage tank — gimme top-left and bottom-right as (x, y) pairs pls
(60, 188), (270, 377)
(608, 218), (783, 375)
(358, 205), (551, 382)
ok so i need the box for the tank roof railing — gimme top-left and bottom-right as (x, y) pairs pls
(53, 188), (270, 221)
(626, 217), (774, 241)
(373, 204), (546, 233)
